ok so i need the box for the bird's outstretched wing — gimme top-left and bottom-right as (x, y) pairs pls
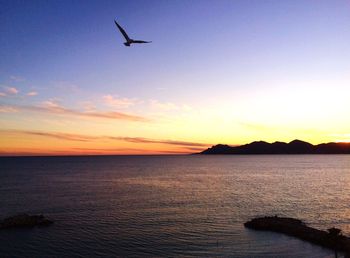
(132, 40), (152, 44)
(114, 20), (131, 41)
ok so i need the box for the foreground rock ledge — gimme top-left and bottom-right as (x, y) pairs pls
(244, 216), (350, 256)
(0, 213), (53, 229)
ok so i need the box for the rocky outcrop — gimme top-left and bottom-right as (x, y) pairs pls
(244, 216), (350, 255)
(0, 213), (53, 229)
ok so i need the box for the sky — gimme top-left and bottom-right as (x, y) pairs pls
(1, 0), (350, 155)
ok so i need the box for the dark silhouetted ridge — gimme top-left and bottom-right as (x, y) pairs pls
(203, 144), (235, 154)
(200, 140), (350, 154)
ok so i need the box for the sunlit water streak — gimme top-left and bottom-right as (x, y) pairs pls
(0, 155), (349, 257)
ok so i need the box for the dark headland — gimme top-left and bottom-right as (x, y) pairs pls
(200, 140), (350, 154)
(245, 216), (350, 256)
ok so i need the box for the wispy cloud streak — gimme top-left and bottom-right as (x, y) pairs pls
(10, 75), (25, 82)
(0, 103), (149, 122)
(103, 95), (137, 108)
(0, 105), (18, 113)
(1, 129), (210, 147)
(27, 91), (38, 96)
(110, 136), (209, 147)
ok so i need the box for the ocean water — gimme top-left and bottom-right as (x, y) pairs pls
(0, 155), (349, 257)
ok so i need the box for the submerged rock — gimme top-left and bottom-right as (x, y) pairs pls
(0, 213), (53, 229)
(244, 216), (350, 256)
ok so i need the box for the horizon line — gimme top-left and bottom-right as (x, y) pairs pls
(2, 139), (350, 157)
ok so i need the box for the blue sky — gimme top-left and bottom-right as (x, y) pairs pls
(1, 0), (350, 154)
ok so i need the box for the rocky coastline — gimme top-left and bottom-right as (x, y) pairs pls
(245, 216), (350, 257)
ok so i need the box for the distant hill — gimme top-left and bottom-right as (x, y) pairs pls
(200, 140), (350, 154)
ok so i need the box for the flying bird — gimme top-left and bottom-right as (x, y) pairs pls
(114, 20), (151, 47)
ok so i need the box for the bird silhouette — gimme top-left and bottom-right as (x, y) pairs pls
(114, 20), (151, 47)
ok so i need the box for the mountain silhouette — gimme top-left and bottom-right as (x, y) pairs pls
(200, 140), (350, 154)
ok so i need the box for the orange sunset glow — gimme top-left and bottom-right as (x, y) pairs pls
(1, 0), (350, 156)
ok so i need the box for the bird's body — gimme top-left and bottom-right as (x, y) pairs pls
(114, 20), (151, 47)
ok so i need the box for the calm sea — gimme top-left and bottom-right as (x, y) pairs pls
(0, 155), (349, 257)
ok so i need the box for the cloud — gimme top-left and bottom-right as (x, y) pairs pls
(0, 101), (149, 122)
(0, 149), (80, 157)
(0, 105), (18, 113)
(53, 81), (80, 92)
(329, 133), (350, 143)
(330, 133), (350, 138)
(0, 129), (210, 148)
(80, 101), (96, 111)
(0, 86), (19, 96)
(85, 111), (147, 121)
(37, 100), (148, 121)
(71, 147), (174, 155)
(149, 100), (191, 111)
(0, 130), (98, 142)
(3, 86), (19, 95)
(103, 95), (137, 108)
(40, 99), (61, 108)
(27, 91), (38, 96)
(8, 130), (98, 142)
(109, 136), (209, 147)
(73, 148), (205, 155)
(10, 75), (25, 82)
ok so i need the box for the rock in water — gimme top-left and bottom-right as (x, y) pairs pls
(0, 213), (53, 229)
(244, 216), (350, 256)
